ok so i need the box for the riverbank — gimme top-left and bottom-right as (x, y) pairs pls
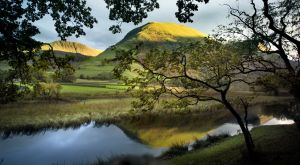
(169, 124), (300, 165)
(0, 95), (293, 135)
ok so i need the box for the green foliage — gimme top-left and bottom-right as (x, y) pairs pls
(175, 0), (209, 23)
(0, 0), (97, 103)
(0, 70), (27, 104)
(53, 68), (76, 83)
(255, 74), (289, 95)
(31, 69), (51, 83)
(216, 0), (300, 98)
(113, 37), (247, 111)
(192, 133), (230, 150)
(113, 37), (257, 153)
(160, 143), (189, 159)
(104, 0), (210, 33)
(0, 69), (33, 103)
(104, 0), (159, 33)
(33, 82), (62, 99)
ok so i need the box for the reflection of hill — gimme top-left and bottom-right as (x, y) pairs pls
(119, 111), (233, 147)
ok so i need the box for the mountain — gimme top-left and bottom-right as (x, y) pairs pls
(77, 22), (207, 79)
(42, 41), (102, 57)
(119, 22), (207, 45)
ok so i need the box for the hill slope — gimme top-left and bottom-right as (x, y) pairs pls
(120, 22), (207, 43)
(42, 41), (102, 57)
(77, 22), (207, 79)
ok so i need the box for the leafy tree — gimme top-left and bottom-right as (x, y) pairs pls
(104, 0), (209, 33)
(0, 0), (97, 103)
(105, 0), (299, 99)
(215, 0), (300, 98)
(0, 70), (26, 103)
(113, 38), (256, 154)
(53, 68), (77, 83)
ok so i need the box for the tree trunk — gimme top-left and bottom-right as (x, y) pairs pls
(221, 94), (255, 155)
(292, 98), (300, 128)
(291, 82), (300, 99)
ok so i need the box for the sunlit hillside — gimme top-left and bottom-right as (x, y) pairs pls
(122, 22), (207, 43)
(77, 22), (207, 78)
(42, 41), (102, 57)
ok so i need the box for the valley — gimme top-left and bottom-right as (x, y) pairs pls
(1, 21), (299, 165)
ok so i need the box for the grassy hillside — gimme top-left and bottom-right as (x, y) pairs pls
(122, 22), (207, 42)
(77, 22), (207, 79)
(42, 41), (102, 57)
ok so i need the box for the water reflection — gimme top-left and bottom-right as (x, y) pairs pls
(0, 123), (164, 165)
(0, 102), (298, 165)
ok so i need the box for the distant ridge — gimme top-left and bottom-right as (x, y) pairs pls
(42, 41), (102, 57)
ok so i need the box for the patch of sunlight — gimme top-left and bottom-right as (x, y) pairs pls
(137, 127), (209, 147)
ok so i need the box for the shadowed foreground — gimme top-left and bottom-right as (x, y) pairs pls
(170, 124), (300, 165)
(92, 124), (300, 165)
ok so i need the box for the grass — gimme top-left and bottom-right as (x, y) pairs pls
(89, 125), (300, 165)
(59, 80), (129, 100)
(159, 133), (230, 160)
(61, 84), (123, 94)
(0, 98), (134, 134)
(169, 124), (300, 165)
(0, 95), (293, 143)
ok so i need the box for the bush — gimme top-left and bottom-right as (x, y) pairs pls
(192, 133), (230, 150)
(79, 74), (85, 79)
(0, 70), (28, 104)
(53, 68), (76, 83)
(160, 143), (189, 159)
(33, 82), (62, 99)
(0, 83), (23, 104)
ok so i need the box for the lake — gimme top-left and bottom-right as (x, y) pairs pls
(0, 103), (296, 165)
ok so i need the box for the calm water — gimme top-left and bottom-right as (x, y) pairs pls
(0, 103), (297, 165)
(0, 123), (164, 165)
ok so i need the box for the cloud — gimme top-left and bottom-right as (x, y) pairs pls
(34, 0), (253, 50)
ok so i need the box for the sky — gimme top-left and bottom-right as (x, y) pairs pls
(34, 0), (252, 50)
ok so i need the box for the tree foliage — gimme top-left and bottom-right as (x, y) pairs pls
(215, 0), (300, 97)
(113, 38), (256, 153)
(33, 82), (62, 99)
(0, 0), (97, 103)
(104, 0), (209, 33)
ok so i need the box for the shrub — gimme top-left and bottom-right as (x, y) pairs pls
(192, 133), (230, 150)
(53, 68), (76, 83)
(33, 82), (62, 99)
(79, 74), (85, 79)
(160, 143), (189, 159)
(0, 70), (28, 104)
